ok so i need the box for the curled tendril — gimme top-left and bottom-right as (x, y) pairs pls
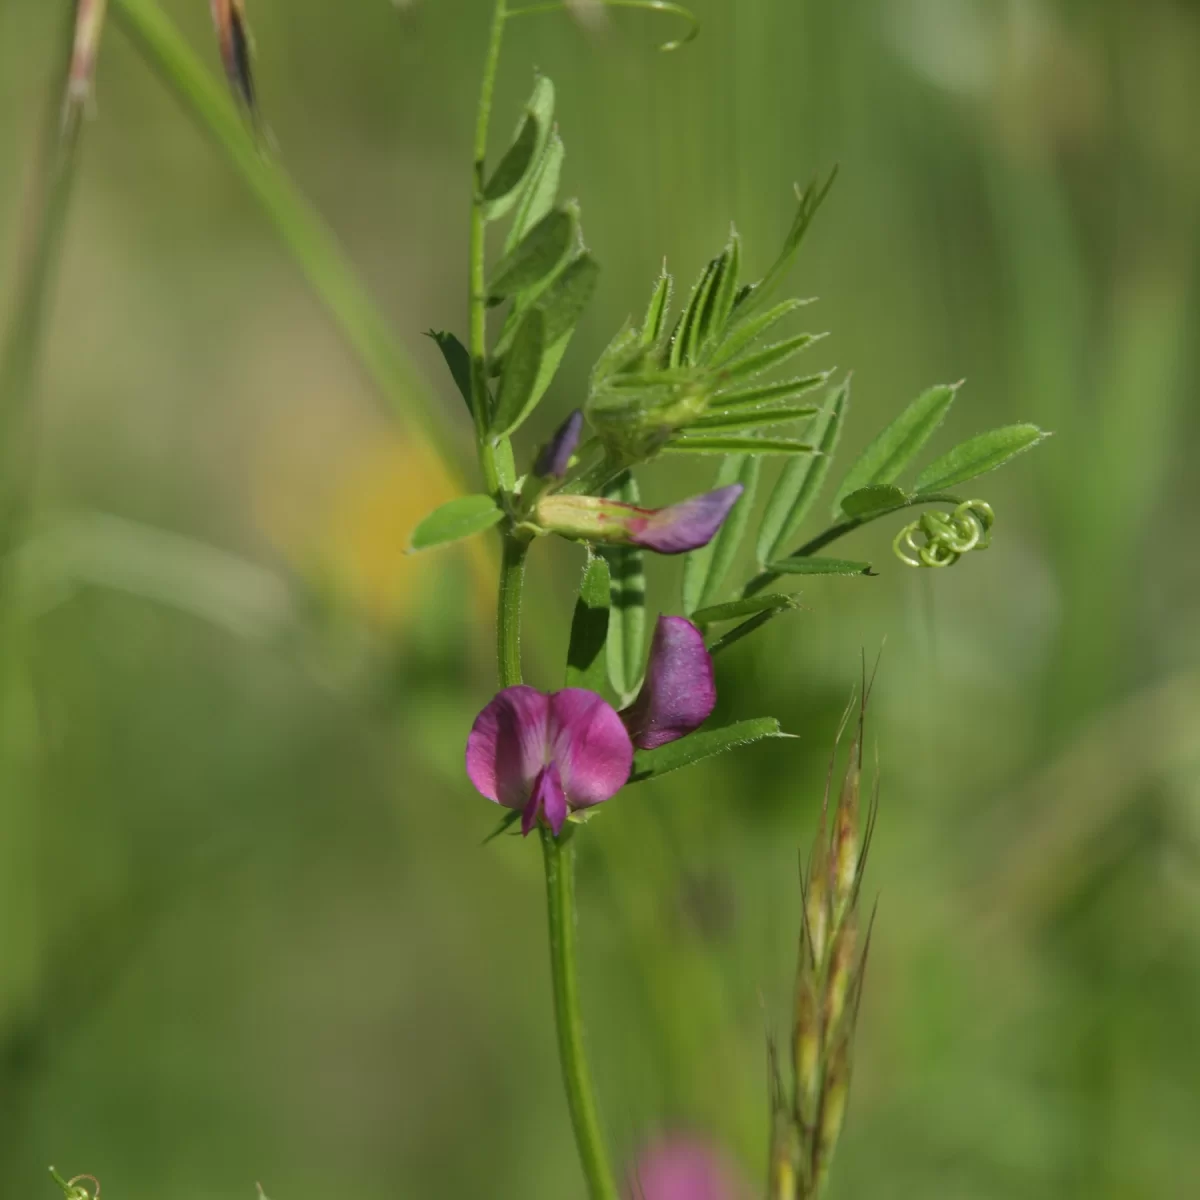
(893, 500), (994, 569)
(506, 0), (700, 51)
(49, 1169), (100, 1200)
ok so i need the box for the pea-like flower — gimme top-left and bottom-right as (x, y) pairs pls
(465, 617), (716, 835)
(534, 485), (744, 555)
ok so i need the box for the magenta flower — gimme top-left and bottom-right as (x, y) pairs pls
(465, 618), (716, 835)
(625, 1137), (751, 1200)
(535, 484), (744, 555)
(621, 617), (716, 749)
(466, 687), (633, 835)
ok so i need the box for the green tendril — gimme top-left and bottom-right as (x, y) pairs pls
(893, 500), (994, 569)
(506, 0), (699, 52)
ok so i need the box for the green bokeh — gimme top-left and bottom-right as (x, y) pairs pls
(2, 1), (1199, 1197)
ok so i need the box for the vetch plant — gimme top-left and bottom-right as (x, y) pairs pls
(23, 3), (1052, 1198)
(403, 2), (1050, 1198)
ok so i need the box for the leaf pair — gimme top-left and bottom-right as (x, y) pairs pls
(831, 381), (1048, 520)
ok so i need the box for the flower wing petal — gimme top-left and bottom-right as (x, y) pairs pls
(633, 484), (744, 554)
(621, 616), (716, 749)
(465, 686), (551, 809)
(549, 688), (634, 808)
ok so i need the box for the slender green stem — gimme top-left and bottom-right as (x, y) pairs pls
(541, 828), (621, 1200)
(743, 492), (963, 597)
(468, 0), (508, 495)
(109, 0), (468, 490)
(472, 6), (616, 1194)
(496, 534), (528, 689)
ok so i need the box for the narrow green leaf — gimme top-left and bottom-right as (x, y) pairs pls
(841, 484), (910, 518)
(425, 330), (474, 416)
(493, 436), (517, 492)
(565, 552), (611, 691)
(629, 717), (787, 783)
(640, 267), (673, 346)
(711, 372), (830, 413)
(670, 258), (720, 369)
(709, 298), (807, 368)
(600, 472), (645, 700)
(767, 557), (875, 576)
(682, 456), (757, 614)
(523, 253), (600, 411)
(735, 168), (838, 321)
(506, 131), (564, 253)
(484, 76), (555, 221)
(706, 610), (779, 656)
(410, 495), (503, 551)
(721, 332), (825, 383)
(912, 424), (1050, 493)
(491, 308), (546, 436)
(482, 809), (523, 845)
(705, 229), (742, 346)
(488, 207), (576, 301)
(757, 379), (848, 565)
(690, 405), (818, 434)
(832, 382), (960, 513)
(665, 436), (816, 455)
(692, 592), (799, 626)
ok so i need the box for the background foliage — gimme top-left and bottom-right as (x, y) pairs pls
(2, 1), (1199, 1197)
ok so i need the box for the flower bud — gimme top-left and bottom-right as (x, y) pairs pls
(533, 409), (583, 480)
(535, 485), (743, 555)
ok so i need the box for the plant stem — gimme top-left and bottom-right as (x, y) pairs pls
(468, 0), (509, 496)
(496, 534), (528, 688)
(541, 828), (621, 1200)
(472, 6), (617, 1194)
(742, 492), (963, 597)
(109, 0), (468, 489)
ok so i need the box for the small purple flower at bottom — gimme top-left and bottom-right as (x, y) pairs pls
(625, 1137), (750, 1200)
(465, 687), (633, 836)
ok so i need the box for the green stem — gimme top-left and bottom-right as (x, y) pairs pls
(541, 828), (621, 1200)
(496, 534), (528, 688)
(742, 492), (963, 597)
(468, 0), (508, 495)
(109, 0), (468, 489)
(472, 7), (616, 1194)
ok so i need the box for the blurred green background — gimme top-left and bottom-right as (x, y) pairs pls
(2, 1), (1199, 1197)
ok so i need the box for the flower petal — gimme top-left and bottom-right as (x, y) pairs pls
(625, 1136), (749, 1200)
(465, 686), (551, 810)
(632, 484), (744, 555)
(548, 689), (634, 808)
(535, 409), (584, 479)
(621, 617), (716, 749)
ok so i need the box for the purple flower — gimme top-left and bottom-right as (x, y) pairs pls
(534, 409), (584, 479)
(465, 687), (633, 836)
(621, 617), (716, 749)
(535, 485), (744, 556)
(625, 1137), (750, 1200)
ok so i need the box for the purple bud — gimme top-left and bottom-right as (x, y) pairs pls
(625, 1137), (750, 1200)
(631, 484), (744, 554)
(621, 617), (716, 749)
(535, 484), (744, 556)
(534, 409), (585, 479)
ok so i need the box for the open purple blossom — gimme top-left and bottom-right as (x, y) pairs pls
(625, 1137), (750, 1200)
(534, 409), (584, 479)
(466, 687), (633, 835)
(535, 484), (744, 555)
(465, 620), (716, 834)
(621, 617), (716, 749)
